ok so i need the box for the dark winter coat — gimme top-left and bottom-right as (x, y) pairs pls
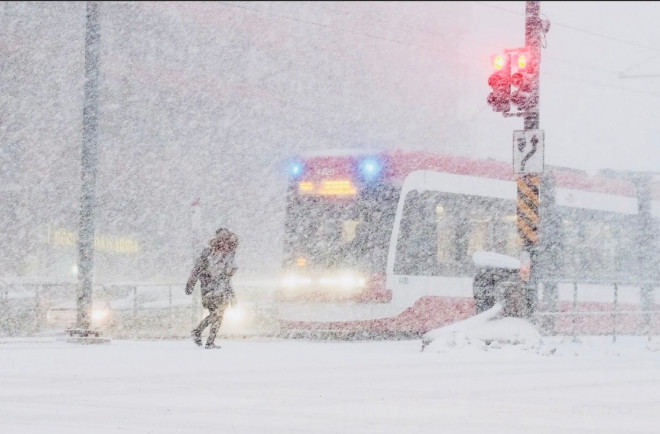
(185, 247), (237, 301)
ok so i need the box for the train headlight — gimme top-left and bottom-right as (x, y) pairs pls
(318, 273), (367, 290)
(280, 273), (312, 288)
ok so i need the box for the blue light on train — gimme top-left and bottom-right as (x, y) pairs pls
(289, 161), (303, 178)
(359, 158), (382, 181)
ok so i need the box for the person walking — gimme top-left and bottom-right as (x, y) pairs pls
(185, 228), (238, 349)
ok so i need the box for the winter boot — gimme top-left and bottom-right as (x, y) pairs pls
(205, 342), (221, 349)
(191, 330), (202, 347)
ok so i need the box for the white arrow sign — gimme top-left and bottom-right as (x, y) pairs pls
(513, 129), (544, 174)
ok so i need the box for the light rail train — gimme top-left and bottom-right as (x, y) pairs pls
(275, 150), (660, 338)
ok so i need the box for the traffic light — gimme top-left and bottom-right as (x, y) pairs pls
(510, 50), (538, 111)
(487, 54), (511, 112)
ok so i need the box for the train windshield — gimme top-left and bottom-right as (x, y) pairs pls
(283, 186), (399, 274)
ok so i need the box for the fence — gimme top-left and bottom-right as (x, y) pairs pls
(534, 280), (659, 341)
(2, 279), (658, 340)
(0, 280), (278, 339)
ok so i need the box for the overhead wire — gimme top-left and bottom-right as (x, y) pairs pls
(217, 1), (660, 100)
(475, 1), (660, 53)
(140, 2), (660, 102)
(216, 1), (478, 61)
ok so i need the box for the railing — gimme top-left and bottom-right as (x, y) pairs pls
(0, 280), (193, 338)
(0, 280), (277, 339)
(4, 278), (657, 341)
(534, 280), (659, 342)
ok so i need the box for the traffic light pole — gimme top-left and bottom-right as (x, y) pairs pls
(523, 1), (541, 132)
(520, 1), (542, 316)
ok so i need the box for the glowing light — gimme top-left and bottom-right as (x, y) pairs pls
(92, 309), (109, 321)
(318, 180), (357, 196)
(359, 157), (383, 181)
(296, 257), (306, 267)
(493, 54), (506, 70)
(281, 274), (312, 288)
(517, 54), (527, 69)
(298, 182), (314, 192)
(519, 264), (531, 283)
(289, 162), (303, 178)
(224, 306), (244, 322)
(318, 273), (367, 290)
(281, 272), (367, 290)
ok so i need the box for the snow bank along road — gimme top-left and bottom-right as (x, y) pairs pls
(0, 336), (659, 434)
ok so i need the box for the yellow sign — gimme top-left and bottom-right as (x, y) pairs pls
(319, 180), (357, 196)
(47, 226), (141, 255)
(517, 175), (540, 246)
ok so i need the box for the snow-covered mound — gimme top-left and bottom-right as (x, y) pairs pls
(422, 303), (541, 352)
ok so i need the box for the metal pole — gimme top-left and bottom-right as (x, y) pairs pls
(168, 285), (173, 334)
(133, 286), (138, 321)
(0, 283), (7, 335)
(539, 173), (561, 332)
(612, 283), (618, 343)
(633, 176), (655, 337)
(522, 1), (542, 316)
(572, 282), (578, 342)
(76, 1), (101, 332)
(523, 1), (541, 131)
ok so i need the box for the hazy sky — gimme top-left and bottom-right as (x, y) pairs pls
(2, 1), (659, 280)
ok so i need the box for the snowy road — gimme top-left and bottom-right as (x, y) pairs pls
(1, 336), (659, 434)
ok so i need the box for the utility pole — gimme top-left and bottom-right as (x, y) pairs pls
(519, 1), (543, 315)
(523, 1), (541, 132)
(75, 1), (101, 334)
(633, 176), (655, 312)
(487, 1), (547, 317)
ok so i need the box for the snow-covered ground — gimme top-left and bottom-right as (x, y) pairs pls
(1, 330), (659, 434)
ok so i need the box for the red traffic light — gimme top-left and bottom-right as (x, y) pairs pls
(488, 73), (506, 88)
(487, 53), (511, 112)
(510, 50), (536, 110)
(511, 72), (525, 88)
(493, 54), (506, 70)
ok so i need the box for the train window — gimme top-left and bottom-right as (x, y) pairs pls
(584, 221), (616, 278)
(467, 216), (490, 257)
(394, 191), (516, 277)
(611, 216), (637, 280)
(495, 214), (520, 258)
(435, 203), (453, 265)
(561, 217), (581, 279)
(394, 191), (439, 276)
(560, 209), (637, 281)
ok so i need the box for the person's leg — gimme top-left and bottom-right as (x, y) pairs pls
(205, 308), (225, 348)
(192, 308), (216, 346)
